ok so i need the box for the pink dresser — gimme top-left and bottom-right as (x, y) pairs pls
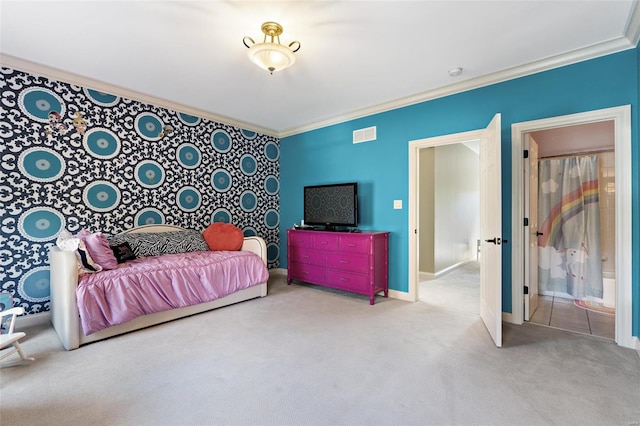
(287, 229), (389, 304)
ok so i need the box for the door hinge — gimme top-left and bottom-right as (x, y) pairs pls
(524, 286), (529, 295)
(524, 217), (529, 226)
(523, 149), (529, 159)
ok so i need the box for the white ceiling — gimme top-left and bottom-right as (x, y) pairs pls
(1, 1), (638, 137)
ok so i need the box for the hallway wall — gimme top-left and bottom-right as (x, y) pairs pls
(419, 144), (480, 274)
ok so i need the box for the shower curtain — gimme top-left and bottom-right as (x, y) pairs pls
(538, 155), (603, 299)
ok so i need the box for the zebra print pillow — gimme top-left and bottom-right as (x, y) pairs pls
(108, 229), (210, 258)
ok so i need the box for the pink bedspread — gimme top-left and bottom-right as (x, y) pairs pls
(77, 250), (269, 335)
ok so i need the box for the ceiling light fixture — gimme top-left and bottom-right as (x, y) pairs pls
(448, 67), (463, 77)
(243, 22), (301, 74)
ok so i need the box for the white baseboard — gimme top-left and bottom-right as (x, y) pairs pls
(280, 268), (412, 302)
(16, 311), (51, 329)
(419, 271), (435, 281)
(270, 268), (287, 277)
(502, 311), (520, 325)
(427, 259), (477, 280)
(387, 289), (413, 302)
(434, 259), (475, 278)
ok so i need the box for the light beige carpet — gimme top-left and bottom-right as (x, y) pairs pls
(1, 272), (639, 425)
(419, 261), (480, 315)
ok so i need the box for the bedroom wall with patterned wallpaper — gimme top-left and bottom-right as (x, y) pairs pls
(0, 66), (280, 316)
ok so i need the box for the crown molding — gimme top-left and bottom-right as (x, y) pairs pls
(0, 54), (279, 138)
(4, 12), (637, 142)
(279, 35), (637, 138)
(625, 0), (640, 46)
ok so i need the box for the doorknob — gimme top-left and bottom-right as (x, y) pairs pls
(536, 231), (544, 236)
(485, 237), (502, 245)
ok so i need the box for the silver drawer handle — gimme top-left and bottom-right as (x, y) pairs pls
(348, 243), (356, 247)
(340, 277), (350, 282)
(340, 260), (349, 264)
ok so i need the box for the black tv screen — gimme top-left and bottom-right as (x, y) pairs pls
(304, 182), (358, 230)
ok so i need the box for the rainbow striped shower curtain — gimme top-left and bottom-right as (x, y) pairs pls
(538, 155), (603, 299)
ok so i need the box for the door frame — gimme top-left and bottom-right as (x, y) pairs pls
(408, 128), (485, 302)
(510, 105), (633, 349)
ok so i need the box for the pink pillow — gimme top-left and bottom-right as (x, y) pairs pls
(77, 229), (118, 270)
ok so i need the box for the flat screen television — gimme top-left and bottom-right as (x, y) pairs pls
(304, 182), (358, 231)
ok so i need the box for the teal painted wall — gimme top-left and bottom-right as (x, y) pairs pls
(280, 47), (639, 336)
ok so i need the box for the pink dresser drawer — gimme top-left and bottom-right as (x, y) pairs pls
(326, 253), (368, 273)
(339, 235), (371, 254)
(288, 231), (313, 249)
(314, 234), (339, 251)
(289, 263), (325, 284)
(290, 248), (324, 266)
(326, 270), (368, 293)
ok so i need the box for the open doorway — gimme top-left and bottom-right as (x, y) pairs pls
(510, 105), (633, 349)
(417, 143), (481, 316)
(524, 122), (615, 339)
(409, 114), (503, 347)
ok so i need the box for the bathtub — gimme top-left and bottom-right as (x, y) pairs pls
(602, 272), (615, 308)
(540, 272), (615, 308)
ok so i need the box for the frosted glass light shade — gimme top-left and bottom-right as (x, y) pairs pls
(247, 43), (296, 74)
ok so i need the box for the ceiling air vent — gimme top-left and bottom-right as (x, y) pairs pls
(353, 126), (376, 144)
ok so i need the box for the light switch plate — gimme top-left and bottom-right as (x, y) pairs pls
(394, 200), (402, 209)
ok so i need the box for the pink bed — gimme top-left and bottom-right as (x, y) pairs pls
(49, 224), (270, 350)
(77, 250), (269, 335)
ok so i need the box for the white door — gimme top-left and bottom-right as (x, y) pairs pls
(480, 114), (502, 347)
(524, 135), (540, 320)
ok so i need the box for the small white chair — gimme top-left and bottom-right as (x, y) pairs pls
(0, 306), (34, 367)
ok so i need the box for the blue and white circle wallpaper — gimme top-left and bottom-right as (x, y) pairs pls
(18, 87), (65, 122)
(18, 207), (66, 242)
(134, 208), (166, 227)
(82, 181), (122, 212)
(84, 89), (120, 107)
(176, 143), (201, 169)
(211, 129), (232, 153)
(135, 160), (165, 188)
(83, 128), (121, 159)
(0, 66), (280, 316)
(135, 112), (164, 141)
(19, 147), (66, 182)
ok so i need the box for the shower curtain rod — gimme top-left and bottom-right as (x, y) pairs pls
(540, 148), (614, 160)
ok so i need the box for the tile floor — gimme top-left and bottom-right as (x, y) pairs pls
(529, 295), (615, 340)
(420, 262), (615, 340)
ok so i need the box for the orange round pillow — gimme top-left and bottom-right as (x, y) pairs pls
(202, 222), (244, 251)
